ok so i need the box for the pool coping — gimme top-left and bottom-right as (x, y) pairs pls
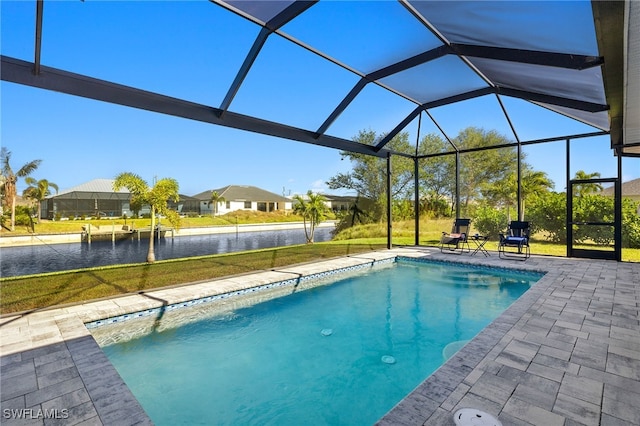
(1, 247), (639, 425)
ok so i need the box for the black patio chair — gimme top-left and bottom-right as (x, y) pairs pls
(440, 218), (471, 254)
(498, 221), (531, 260)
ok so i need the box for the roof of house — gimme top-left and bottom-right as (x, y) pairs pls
(322, 194), (357, 203)
(52, 179), (129, 198)
(602, 178), (640, 197)
(192, 185), (290, 203)
(50, 179), (196, 201)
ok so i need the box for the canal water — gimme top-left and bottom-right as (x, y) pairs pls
(1, 228), (334, 277)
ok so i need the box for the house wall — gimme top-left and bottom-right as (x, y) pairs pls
(44, 198), (128, 219)
(44, 191), (292, 219)
(327, 201), (351, 212)
(200, 200), (292, 216)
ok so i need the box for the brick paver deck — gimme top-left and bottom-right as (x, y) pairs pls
(1, 248), (639, 425)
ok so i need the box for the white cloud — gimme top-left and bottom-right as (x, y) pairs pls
(310, 179), (327, 192)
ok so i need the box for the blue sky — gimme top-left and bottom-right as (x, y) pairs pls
(2, 1), (638, 197)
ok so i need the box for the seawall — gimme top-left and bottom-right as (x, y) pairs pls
(0, 221), (336, 248)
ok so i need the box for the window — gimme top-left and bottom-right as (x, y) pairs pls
(226, 201), (230, 209)
(244, 201), (251, 209)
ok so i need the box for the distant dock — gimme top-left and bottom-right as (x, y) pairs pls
(81, 224), (175, 243)
(1, 221), (335, 247)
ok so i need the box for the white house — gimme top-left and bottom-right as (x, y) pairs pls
(322, 194), (358, 212)
(192, 185), (292, 216)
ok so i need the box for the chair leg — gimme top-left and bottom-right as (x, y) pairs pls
(498, 244), (530, 260)
(440, 239), (466, 254)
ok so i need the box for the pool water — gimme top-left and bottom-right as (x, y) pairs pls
(97, 259), (542, 425)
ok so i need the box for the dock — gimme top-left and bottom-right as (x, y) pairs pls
(81, 224), (174, 243)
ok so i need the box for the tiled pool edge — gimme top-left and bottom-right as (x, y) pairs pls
(85, 256), (397, 329)
(377, 253), (640, 425)
(2, 248), (639, 425)
(375, 264), (560, 425)
(85, 254), (541, 331)
(0, 250), (408, 425)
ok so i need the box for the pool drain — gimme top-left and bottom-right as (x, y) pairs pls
(320, 328), (333, 336)
(381, 355), (396, 364)
(453, 408), (502, 426)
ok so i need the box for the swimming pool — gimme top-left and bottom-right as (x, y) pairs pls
(92, 258), (543, 425)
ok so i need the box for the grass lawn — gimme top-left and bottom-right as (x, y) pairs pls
(2, 216), (638, 315)
(0, 210), (312, 236)
(336, 218), (640, 261)
(0, 241), (385, 314)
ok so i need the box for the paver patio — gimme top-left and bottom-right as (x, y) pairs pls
(1, 247), (639, 425)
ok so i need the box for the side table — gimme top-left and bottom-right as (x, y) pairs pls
(470, 235), (490, 257)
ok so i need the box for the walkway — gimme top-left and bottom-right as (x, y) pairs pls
(1, 248), (639, 425)
(377, 250), (640, 426)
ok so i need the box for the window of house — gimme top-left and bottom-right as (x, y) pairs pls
(244, 201), (251, 209)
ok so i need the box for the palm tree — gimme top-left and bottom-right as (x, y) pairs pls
(1, 148), (41, 231)
(113, 173), (180, 263)
(293, 191), (329, 243)
(520, 169), (554, 220)
(573, 170), (603, 197)
(22, 177), (59, 224)
(209, 191), (226, 217)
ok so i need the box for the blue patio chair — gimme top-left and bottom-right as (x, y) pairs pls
(440, 218), (471, 254)
(498, 221), (530, 260)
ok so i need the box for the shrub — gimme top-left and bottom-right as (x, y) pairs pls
(392, 200), (414, 221)
(527, 192), (566, 243)
(573, 195), (614, 246)
(14, 206), (32, 226)
(622, 198), (640, 248)
(472, 205), (507, 238)
(420, 196), (449, 218)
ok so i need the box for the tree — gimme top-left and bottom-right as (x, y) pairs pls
(455, 127), (518, 213)
(327, 130), (414, 221)
(417, 133), (456, 216)
(480, 158), (553, 221)
(293, 191), (329, 243)
(113, 173), (180, 263)
(1, 148), (41, 231)
(573, 170), (603, 197)
(520, 169), (554, 220)
(22, 177), (59, 224)
(209, 191), (226, 216)
(480, 173), (517, 222)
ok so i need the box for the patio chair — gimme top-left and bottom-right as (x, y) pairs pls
(440, 218), (471, 254)
(498, 221), (530, 260)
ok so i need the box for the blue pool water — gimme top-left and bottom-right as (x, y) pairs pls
(96, 259), (542, 425)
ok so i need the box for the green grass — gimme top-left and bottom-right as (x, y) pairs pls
(335, 219), (640, 262)
(0, 241), (385, 314)
(2, 216), (638, 315)
(1, 210), (315, 236)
